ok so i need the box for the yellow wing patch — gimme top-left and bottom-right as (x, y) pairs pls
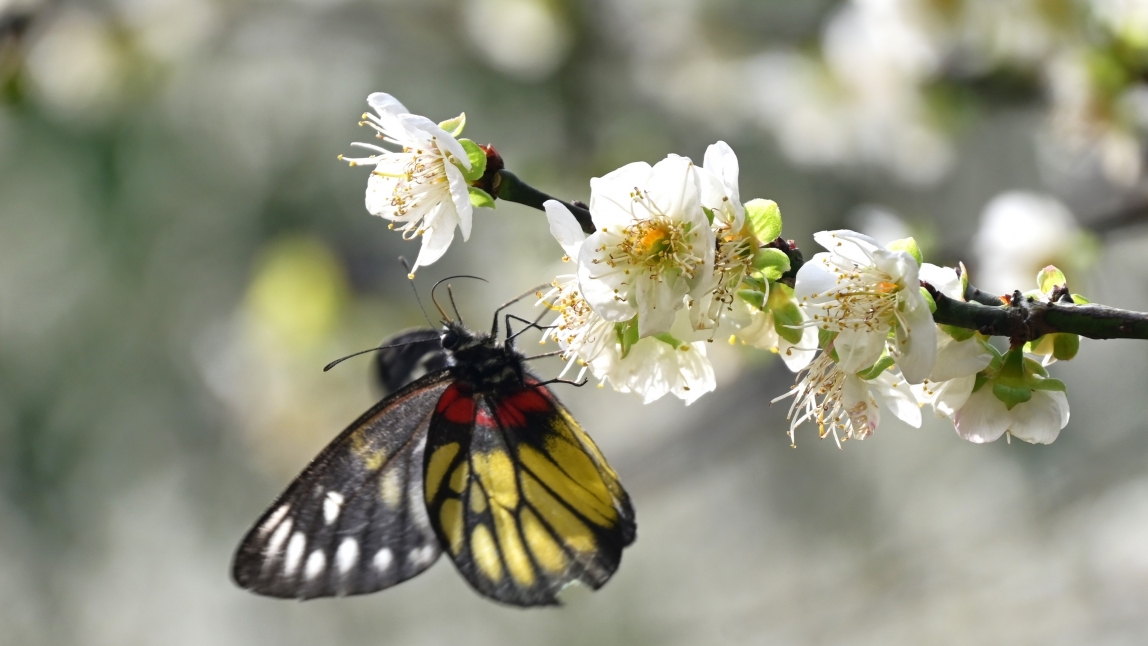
(425, 442), (459, 503)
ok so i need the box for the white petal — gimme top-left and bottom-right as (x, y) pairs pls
(779, 322), (819, 372)
(813, 229), (880, 265)
(793, 254), (839, 303)
(646, 155), (698, 218)
(893, 294), (936, 385)
(364, 172), (402, 218)
(443, 160), (473, 240)
(1008, 390), (1068, 444)
(833, 328), (887, 375)
(842, 375), (880, 436)
(412, 207), (457, 271)
(873, 371), (922, 428)
(577, 233), (637, 322)
(367, 92), (411, 117)
(930, 335), (993, 382)
(953, 387), (1009, 443)
(919, 263), (962, 300)
(673, 341), (717, 404)
(933, 375), (975, 418)
(635, 276), (680, 338)
(589, 162), (651, 230)
(543, 200), (586, 258)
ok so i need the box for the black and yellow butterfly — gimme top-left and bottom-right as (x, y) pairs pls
(231, 311), (636, 606)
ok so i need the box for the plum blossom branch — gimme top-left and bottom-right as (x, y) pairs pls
(929, 289), (1148, 344)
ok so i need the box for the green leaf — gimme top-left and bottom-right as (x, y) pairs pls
(958, 261), (969, 297)
(1052, 333), (1079, 361)
(751, 248), (790, 281)
(857, 355), (896, 381)
(703, 207), (715, 225)
(615, 319), (639, 359)
(457, 139), (487, 182)
(468, 186), (495, 209)
(737, 289), (766, 311)
(1071, 293), (1090, 304)
(992, 382), (1033, 410)
(919, 286), (936, 313)
(888, 237), (923, 265)
(654, 332), (684, 348)
(438, 112), (466, 137)
(744, 199), (782, 245)
(1037, 265), (1067, 295)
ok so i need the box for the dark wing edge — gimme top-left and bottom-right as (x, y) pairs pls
(422, 382), (637, 607)
(374, 328), (449, 396)
(231, 372), (453, 600)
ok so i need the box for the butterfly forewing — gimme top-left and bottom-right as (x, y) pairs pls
(423, 379), (636, 606)
(232, 374), (453, 599)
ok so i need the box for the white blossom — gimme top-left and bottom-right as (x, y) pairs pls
(971, 192), (1080, 295)
(794, 230), (936, 383)
(952, 384), (1070, 445)
(578, 155), (715, 338)
(341, 92), (474, 274)
(775, 351), (920, 447)
(541, 201), (716, 404)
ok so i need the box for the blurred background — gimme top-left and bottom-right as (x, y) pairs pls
(4, 0), (1148, 643)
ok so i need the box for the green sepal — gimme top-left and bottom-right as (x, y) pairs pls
(1071, 293), (1090, 304)
(1053, 333), (1079, 361)
(742, 273), (767, 292)
(940, 324), (975, 342)
(654, 332), (684, 348)
(972, 371), (989, 393)
(857, 355), (895, 381)
(468, 186), (495, 209)
(1029, 376), (1067, 392)
(752, 247), (790, 281)
(438, 112), (466, 137)
(1037, 265), (1067, 295)
(958, 261), (969, 296)
(769, 285), (804, 345)
(703, 207), (715, 225)
(737, 289), (766, 311)
(457, 139), (487, 182)
(744, 199), (782, 245)
(888, 237), (923, 265)
(919, 286), (936, 314)
(615, 318), (639, 359)
(818, 328), (836, 350)
(992, 382), (1033, 410)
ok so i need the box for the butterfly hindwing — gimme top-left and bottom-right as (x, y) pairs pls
(374, 328), (450, 396)
(423, 378), (636, 606)
(232, 373), (453, 599)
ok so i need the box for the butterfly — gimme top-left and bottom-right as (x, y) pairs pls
(231, 293), (636, 607)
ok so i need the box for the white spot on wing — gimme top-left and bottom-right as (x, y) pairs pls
(336, 537), (359, 575)
(323, 491), (345, 525)
(259, 505), (291, 537)
(284, 532), (306, 577)
(265, 518), (293, 558)
(373, 548), (393, 572)
(409, 545), (436, 566)
(304, 549), (326, 581)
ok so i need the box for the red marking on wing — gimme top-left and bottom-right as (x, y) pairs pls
(437, 384), (476, 424)
(504, 388), (551, 413)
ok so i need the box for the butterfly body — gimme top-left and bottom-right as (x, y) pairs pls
(233, 319), (635, 607)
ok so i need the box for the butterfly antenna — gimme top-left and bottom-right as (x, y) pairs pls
(447, 284), (465, 327)
(431, 275), (487, 323)
(399, 257), (436, 328)
(492, 283), (550, 339)
(323, 337), (432, 372)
